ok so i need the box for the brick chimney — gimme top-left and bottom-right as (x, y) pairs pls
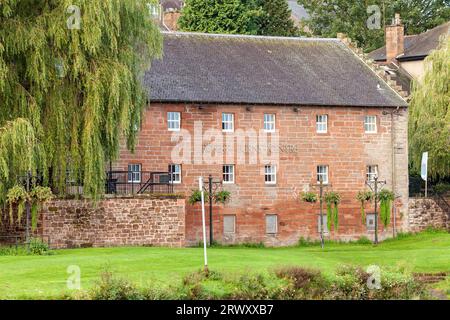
(385, 13), (404, 62)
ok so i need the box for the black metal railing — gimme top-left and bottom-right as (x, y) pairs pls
(105, 171), (174, 195)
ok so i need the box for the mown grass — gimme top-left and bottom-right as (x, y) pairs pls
(0, 230), (448, 299)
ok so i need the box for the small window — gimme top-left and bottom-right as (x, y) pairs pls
(224, 215), (236, 234)
(316, 115), (328, 133)
(366, 165), (378, 182)
(128, 164), (141, 183)
(168, 112), (181, 131)
(168, 164), (181, 184)
(366, 214), (376, 231)
(264, 114), (276, 132)
(317, 165), (329, 184)
(223, 165), (235, 184)
(222, 113), (234, 132)
(364, 116), (377, 133)
(264, 165), (277, 184)
(317, 215), (329, 233)
(266, 214), (278, 234)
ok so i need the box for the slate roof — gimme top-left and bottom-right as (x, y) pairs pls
(369, 22), (449, 61)
(144, 32), (407, 107)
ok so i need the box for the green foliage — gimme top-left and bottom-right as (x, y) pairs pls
(256, 0), (298, 36)
(0, 1), (162, 200)
(433, 182), (450, 194)
(5, 185), (28, 224)
(179, 0), (262, 34)
(82, 266), (426, 300)
(178, 0), (298, 36)
(30, 186), (53, 231)
(298, 0), (450, 52)
(409, 36), (450, 180)
(188, 189), (232, 205)
(356, 190), (374, 224)
(28, 237), (51, 255)
(324, 191), (341, 231)
(214, 190), (231, 204)
(378, 189), (395, 227)
(0, 237), (51, 256)
(90, 270), (144, 300)
(301, 191), (318, 203)
(188, 189), (208, 205)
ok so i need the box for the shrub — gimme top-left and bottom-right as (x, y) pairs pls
(90, 270), (144, 300)
(28, 237), (51, 255)
(355, 236), (372, 245)
(275, 266), (328, 299)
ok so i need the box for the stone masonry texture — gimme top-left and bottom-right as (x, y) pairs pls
(113, 103), (410, 246)
(0, 196), (186, 249)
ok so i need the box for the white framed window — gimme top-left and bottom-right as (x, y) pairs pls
(366, 165), (378, 182)
(317, 165), (329, 184)
(168, 164), (181, 184)
(316, 115), (328, 133)
(223, 165), (235, 184)
(266, 214), (278, 234)
(317, 214), (329, 233)
(366, 214), (376, 230)
(264, 114), (276, 132)
(168, 112), (181, 131)
(364, 115), (377, 133)
(224, 215), (236, 234)
(222, 113), (234, 132)
(264, 165), (277, 184)
(128, 164), (141, 183)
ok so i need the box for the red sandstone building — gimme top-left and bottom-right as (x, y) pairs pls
(114, 32), (409, 246)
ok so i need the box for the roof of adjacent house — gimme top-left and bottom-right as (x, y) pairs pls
(144, 32), (407, 107)
(288, 1), (309, 21)
(369, 22), (449, 62)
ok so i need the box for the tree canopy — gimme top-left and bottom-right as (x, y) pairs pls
(409, 35), (449, 180)
(0, 0), (162, 203)
(297, 0), (450, 52)
(178, 0), (298, 36)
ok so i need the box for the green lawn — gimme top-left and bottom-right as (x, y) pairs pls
(0, 231), (449, 299)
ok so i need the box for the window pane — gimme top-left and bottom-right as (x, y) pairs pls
(317, 166), (328, 183)
(264, 114), (275, 131)
(224, 215), (235, 234)
(266, 215), (278, 234)
(316, 115), (327, 133)
(364, 116), (376, 133)
(169, 164), (181, 183)
(223, 165), (234, 183)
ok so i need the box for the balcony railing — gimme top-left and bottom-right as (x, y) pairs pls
(105, 171), (174, 195)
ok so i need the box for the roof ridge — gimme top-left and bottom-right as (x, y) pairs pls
(161, 31), (340, 42)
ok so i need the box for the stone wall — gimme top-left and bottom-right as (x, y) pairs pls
(408, 198), (449, 232)
(0, 196), (186, 249)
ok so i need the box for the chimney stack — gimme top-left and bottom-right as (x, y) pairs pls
(385, 13), (404, 62)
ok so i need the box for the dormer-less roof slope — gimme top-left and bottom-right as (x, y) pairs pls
(369, 22), (450, 62)
(144, 32), (407, 107)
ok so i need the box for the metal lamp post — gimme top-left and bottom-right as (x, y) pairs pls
(202, 175), (223, 246)
(365, 176), (386, 245)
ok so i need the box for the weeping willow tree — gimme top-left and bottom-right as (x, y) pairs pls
(409, 35), (450, 180)
(0, 0), (162, 205)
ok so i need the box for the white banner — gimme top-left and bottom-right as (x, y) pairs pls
(421, 152), (428, 181)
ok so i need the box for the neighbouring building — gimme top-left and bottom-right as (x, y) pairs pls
(369, 14), (450, 96)
(112, 32), (409, 246)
